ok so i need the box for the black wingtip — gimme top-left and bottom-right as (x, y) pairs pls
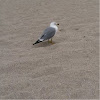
(33, 40), (42, 45)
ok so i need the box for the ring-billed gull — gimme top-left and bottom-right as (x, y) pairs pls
(33, 22), (59, 45)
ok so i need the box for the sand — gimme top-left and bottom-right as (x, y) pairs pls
(0, 0), (99, 99)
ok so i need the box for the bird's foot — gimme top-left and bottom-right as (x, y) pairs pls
(48, 40), (55, 44)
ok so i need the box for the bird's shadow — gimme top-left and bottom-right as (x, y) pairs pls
(32, 41), (56, 48)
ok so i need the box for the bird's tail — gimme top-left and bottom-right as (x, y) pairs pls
(33, 39), (42, 45)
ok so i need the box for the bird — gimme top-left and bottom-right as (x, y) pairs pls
(33, 22), (59, 45)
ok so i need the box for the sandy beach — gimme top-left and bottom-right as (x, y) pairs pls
(0, 0), (99, 99)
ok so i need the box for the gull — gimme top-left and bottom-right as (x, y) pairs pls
(33, 22), (59, 45)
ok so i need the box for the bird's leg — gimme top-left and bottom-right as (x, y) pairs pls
(50, 38), (55, 44)
(48, 39), (52, 43)
(51, 38), (52, 43)
(48, 38), (54, 44)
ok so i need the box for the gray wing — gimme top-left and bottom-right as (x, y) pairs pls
(40, 27), (56, 41)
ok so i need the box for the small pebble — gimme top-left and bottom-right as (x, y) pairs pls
(83, 36), (86, 38)
(75, 28), (79, 30)
(59, 29), (64, 31)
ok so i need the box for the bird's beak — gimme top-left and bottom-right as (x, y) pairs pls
(57, 23), (59, 25)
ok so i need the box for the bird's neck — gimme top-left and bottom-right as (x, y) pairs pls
(50, 25), (58, 32)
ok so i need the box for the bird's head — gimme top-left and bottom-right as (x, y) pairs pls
(50, 22), (59, 26)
